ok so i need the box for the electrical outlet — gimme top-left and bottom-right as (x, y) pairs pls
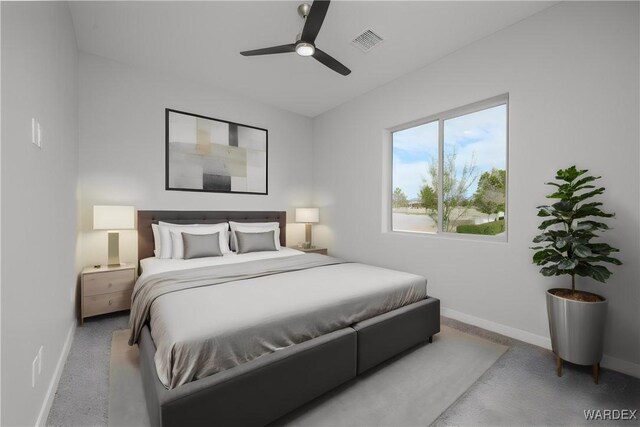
(32, 355), (38, 388)
(70, 286), (75, 303)
(37, 346), (43, 375)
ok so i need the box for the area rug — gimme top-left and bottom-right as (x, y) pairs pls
(109, 326), (508, 427)
(108, 330), (151, 427)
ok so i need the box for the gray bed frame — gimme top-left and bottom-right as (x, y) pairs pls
(137, 210), (440, 427)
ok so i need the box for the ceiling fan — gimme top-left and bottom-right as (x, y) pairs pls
(240, 0), (351, 76)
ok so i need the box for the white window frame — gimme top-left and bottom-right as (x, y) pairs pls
(387, 94), (509, 242)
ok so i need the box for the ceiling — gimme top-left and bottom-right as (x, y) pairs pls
(69, 1), (556, 117)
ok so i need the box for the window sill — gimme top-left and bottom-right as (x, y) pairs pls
(386, 229), (508, 244)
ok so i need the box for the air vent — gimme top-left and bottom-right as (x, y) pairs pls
(351, 29), (383, 52)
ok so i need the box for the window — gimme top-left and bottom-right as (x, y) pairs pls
(391, 95), (508, 238)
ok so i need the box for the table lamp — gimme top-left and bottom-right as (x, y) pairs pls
(295, 207), (319, 249)
(93, 205), (134, 266)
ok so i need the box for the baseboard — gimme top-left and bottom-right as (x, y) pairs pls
(601, 354), (640, 379)
(441, 306), (639, 379)
(441, 307), (552, 349)
(35, 320), (76, 427)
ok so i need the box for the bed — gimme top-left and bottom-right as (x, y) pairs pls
(135, 210), (440, 426)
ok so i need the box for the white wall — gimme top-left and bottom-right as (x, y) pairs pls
(312, 2), (639, 375)
(79, 53), (314, 267)
(1, 2), (80, 425)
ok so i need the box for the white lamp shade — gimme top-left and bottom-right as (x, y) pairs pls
(93, 205), (135, 230)
(296, 208), (319, 223)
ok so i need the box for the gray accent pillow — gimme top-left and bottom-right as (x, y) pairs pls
(236, 230), (277, 254)
(182, 232), (223, 259)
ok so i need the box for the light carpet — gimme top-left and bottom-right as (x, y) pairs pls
(109, 326), (507, 427)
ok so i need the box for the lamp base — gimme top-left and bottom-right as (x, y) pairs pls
(304, 223), (313, 249)
(107, 231), (121, 267)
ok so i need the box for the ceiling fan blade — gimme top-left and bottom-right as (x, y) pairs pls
(313, 48), (351, 76)
(301, 0), (330, 44)
(240, 44), (296, 56)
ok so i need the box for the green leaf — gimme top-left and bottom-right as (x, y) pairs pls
(590, 265), (612, 283)
(588, 255), (622, 265)
(574, 222), (595, 231)
(547, 190), (571, 200)
(537, 207), (553, 217)
(557, 258), (578, 270)
(572, 187), (605, 203)
(538, 218), (563, 230)
(573, 231), (597, 238)
(572, 175), (600, 188)
(572, 244), (593, 258)
(572, 184), (596, 193)
(588, 243), (619, 255)
(574, 263), (592, 277)
(540, 266), (559, 277)
(556, 166), (587, 183)
(532, 233), (552, 243)
(573, 205), (614, 219)
(533, 249), (563, 265)
(549, 229), (569, 238)
(600, 256), (622, 265)
(533, 250), (552, 264)
(580, 201), (603, 208)
(577, 220), (610, 230)
(574, 263), (613, 282)
(552, 201), (575, 213)
(555, 236), (571, 250)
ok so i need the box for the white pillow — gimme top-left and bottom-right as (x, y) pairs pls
(157, 222), (199, 259)
(170, 225), (230, 259)
(229, 221), (280, 252)
(151, 224), (160, 257)
(157, 222), (229, 258)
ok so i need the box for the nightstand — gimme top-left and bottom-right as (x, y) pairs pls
(292, 246), (328, 255)
(80, 263), (136, 325)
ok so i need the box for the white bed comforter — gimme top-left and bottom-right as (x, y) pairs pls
(139, 251), (427, 389)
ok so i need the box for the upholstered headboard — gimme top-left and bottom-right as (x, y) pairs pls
(137, 210), (287, 261)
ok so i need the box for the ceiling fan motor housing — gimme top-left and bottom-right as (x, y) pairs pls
(295, 3), (314, 56)
(296, 42), (315, 56)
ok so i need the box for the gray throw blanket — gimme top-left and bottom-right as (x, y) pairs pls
(128, 254), (343, 345)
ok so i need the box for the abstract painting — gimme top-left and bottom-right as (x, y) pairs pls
(166, 109), (268, 194)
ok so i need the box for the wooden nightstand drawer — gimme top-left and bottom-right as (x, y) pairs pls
(83, 269), (135, 296)
(80, 263), (136, 324)
(83, 290), (132, 317)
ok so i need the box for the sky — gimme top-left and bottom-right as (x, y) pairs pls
(392, 104), (507, 199)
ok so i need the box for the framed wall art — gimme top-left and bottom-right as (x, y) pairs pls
(165, 109), (268, 194)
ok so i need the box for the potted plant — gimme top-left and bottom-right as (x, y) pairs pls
(532, 166), (621, 384)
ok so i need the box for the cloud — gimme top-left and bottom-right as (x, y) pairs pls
(444, 104), (506, 147)
(392, 121), (438, 157)
(444, 104), (507, 192)
(393, 158), (432, 200)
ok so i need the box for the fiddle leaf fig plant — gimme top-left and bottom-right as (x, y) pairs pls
(532, 166), (621, 291)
